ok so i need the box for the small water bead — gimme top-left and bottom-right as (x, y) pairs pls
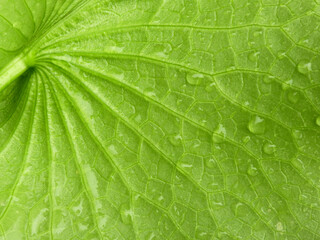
(263, 142), (276, 155)
(205, 158), (216, 168)
(212, 133), (224, 143)
(169, 134), (182, 146)
(248, 116), (265, 135)
(292, 130), (303, 139)
(247, 164), (258, 176)
(316, 116), (320, 127)
(297, 60), (312, 75)
(143, 88), (157, 98)
(242, 136), (251, 144)
(205, 82), (216, 92)
(248, 51), (260, 62)
(120, 204), (132, 224)
(187, 73), (204, 86)
(253, 30), (263, 38)
(263, 75), (274, 84)
(287, 90), (299, 104)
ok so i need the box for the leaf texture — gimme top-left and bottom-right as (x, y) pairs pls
(0, 0), (320, 239)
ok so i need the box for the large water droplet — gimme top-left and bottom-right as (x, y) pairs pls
(297, 60), (312, 75)
(248, 116), (265, 134)
(120, 204), (132, 224)
(316, 116), (320, 127)
(263, 142), (276, 155)
(247, 164), (258, 176)
(287, 90), (299, 104)
(187, 73), (204, 85)
(169, 134), (182, 146)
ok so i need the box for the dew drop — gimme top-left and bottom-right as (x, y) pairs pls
(242, 136), (251, 144)
(253, 30), (263, 38)
(287, 90), (299, 104)
(169, 134), (182, 146)
(263, 142), (276, 155)
(212, 133), (224, 143)
(263, 75), (274, 84)
(212, 124), (226, 143)
(176, 99), (183, 106)
(205, 82), (215, 92)
(297, 60), (312, 75)
(292, 129), (302, 139)
(248, 51), (260, 62)
(205, 158), (216, 168)
(120, 204), (132, 224)
(248, 116), (265, 134)
(143, 87), (156, 98)
(316, 116), (320, 127)
(187, 73), (204, 86)
(247, 164), (258, 176)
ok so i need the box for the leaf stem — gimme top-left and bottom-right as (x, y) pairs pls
(0, 52), (31, 92)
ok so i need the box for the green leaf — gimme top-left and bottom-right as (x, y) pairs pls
(0, 0), (320, 239)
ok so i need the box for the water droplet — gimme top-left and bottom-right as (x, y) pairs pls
(292, 130), (302, 139)
(248, 51), (260, 62)
(242, 136), (251, 144)
(120, 204), (132, 224)
(187, 73), (204, 86)
(212, 133), (224, 143)
(276, 222), (284, 232)
(247, 164), (258, 176)
(277, 51), (286, 59)
(212, 124), (226, 143)
(263, 142), (276, 155)
(316, 116), (320, 127)
(143, 88), (156, 98)
(169, 134), (182, 146)
(191, 139), (201, 149)
(176, 99), (183, 106)
(205, 158), (216, 168)
(205, 82), (215, 92)
(263, 75), (274, 84)
(287, 90), (299, 104)
(297, 60), (312, 75)
(248, 116), (265, 134)
(253, 30), (263, 37)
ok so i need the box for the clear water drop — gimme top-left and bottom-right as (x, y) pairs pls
(212, 133), (224, 143)
(187, 73), (204, 86)
(169, 134), (182, 146)
(248, 116), (265, 134)
(247, 164), (258, 176)
(143, 87), (156, 98)
(287, 90), (299, 104)
(242, 136), (251, 144)
(205, 158), (216, 168)
(120, 204), (132, 224)
(263, 75), (274, 84)
(253, 30), (263, 38)
(292, 130), (302, 139)
(297, 60), (312, 75)
(263, 142), (276, 155)
(316, 116), (320, 127)
(205, 82), (215, 92)
(248, 52), (260, 62)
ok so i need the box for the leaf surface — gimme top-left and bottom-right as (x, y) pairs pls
(0, 0), (320, 239)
